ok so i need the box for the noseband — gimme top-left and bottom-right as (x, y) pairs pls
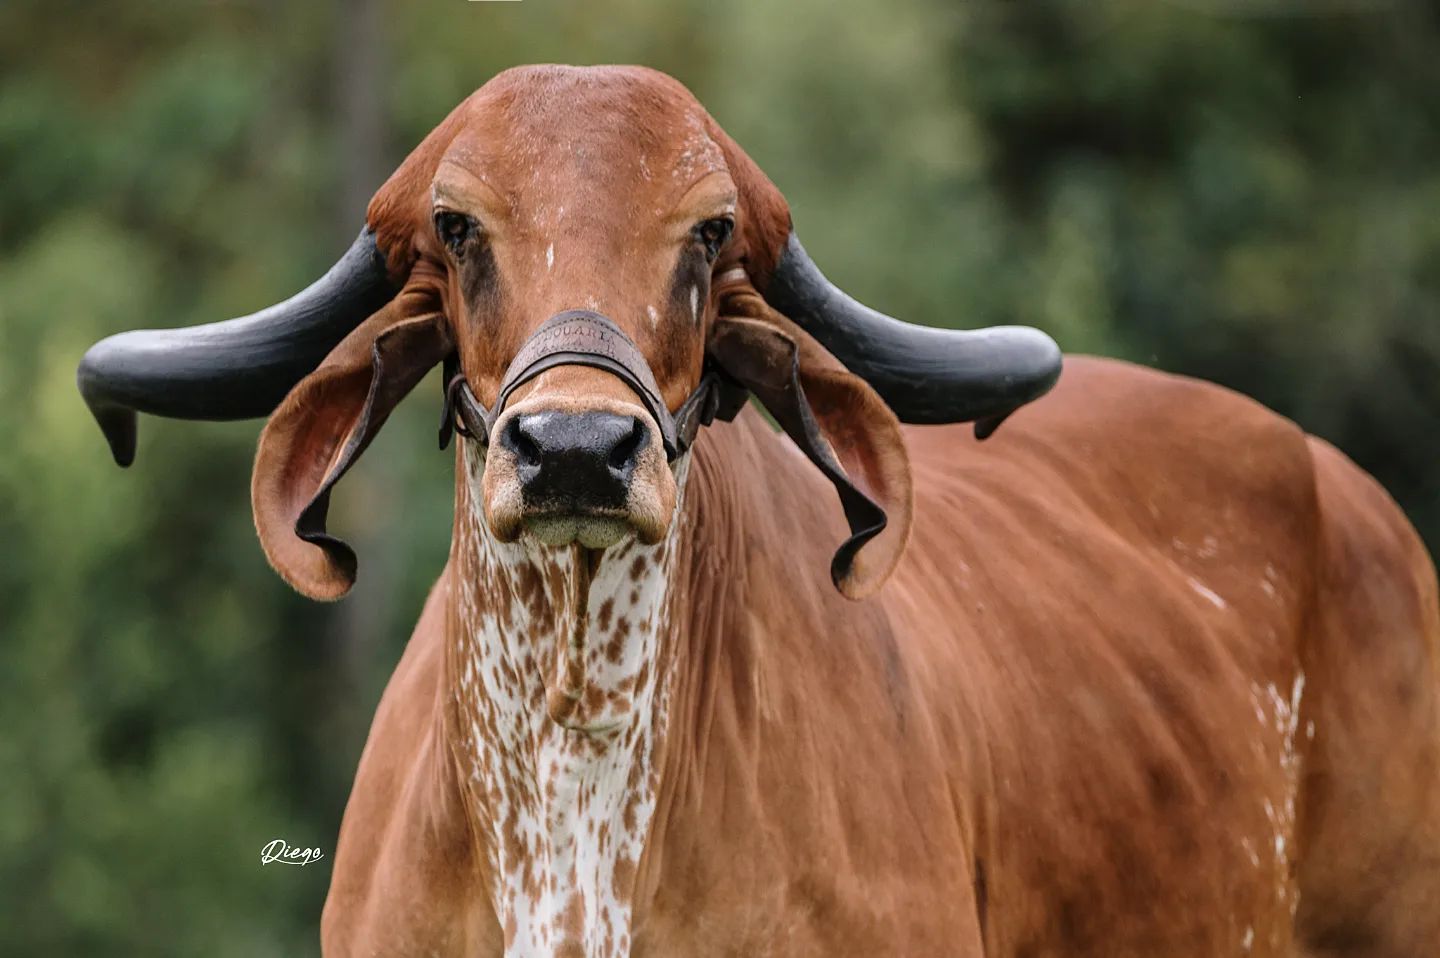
(438, 310), (746, 461)
(438, 308), (901, 592)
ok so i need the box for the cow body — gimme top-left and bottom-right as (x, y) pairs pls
(322, 357), (1440, 957)
(76, 62), (1436, 958)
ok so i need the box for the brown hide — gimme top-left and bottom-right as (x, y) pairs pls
(71, 58), (1439, 958)
(323, 356), (1440, 957)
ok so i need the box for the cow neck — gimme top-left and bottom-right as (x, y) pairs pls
(447, 437), (691, 957)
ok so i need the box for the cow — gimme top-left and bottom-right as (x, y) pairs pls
(77, 65), (1440, 957)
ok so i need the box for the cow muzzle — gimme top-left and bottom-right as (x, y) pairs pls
(497, 406), (647, 548)
(440, 310), (740, 549)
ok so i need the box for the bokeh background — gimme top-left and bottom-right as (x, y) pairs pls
(2, 0), (1437, 953)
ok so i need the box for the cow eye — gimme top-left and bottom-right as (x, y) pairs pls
(694, 217), (734, 262)
(434, 210), (477, 255)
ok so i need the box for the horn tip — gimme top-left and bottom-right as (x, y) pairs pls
(996, 324), (1064, 399)
(77, 345), (139, 467)
(93, 405), (138, 467)
(91, 406), (138, 467)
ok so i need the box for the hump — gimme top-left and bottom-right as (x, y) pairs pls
(1004, 353), (1296, 435)
(903, 355), (1320, 562)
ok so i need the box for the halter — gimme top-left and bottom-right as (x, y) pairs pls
(436, 307), (897, 594)
(437, 310), (747, 461)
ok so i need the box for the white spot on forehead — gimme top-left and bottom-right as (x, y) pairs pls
(670, 114), (723, 183)
(545, 243), (555, 271)
(646, 305), (659, 329)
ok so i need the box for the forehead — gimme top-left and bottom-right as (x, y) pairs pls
(432, 66), (730, 217)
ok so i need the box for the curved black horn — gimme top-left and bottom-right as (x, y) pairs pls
(762, 232), (1063, 432)
(78, 227), (398, 467)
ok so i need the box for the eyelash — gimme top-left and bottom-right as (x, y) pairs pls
(695, 217), (735, 262)
(434, 211), (478, 255)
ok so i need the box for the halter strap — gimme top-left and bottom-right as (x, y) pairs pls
(438, 310), (746, 461)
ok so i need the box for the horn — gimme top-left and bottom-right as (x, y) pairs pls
(761, 232), (1063, 430)
(77, 227), (398, 467)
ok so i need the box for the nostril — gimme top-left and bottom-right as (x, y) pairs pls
(503, 411), (645, 508)
(608, 417), (646, 473)
(505, 417), (543, 467)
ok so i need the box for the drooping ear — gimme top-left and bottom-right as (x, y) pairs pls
(709, 291), (914, 600)
(251, 295), (452, 601)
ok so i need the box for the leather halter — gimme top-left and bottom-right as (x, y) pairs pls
(437, 307), (897, 594)
(438, 310), (746, 461)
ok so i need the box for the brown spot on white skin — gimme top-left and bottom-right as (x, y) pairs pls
(452, 433), (690, 954)
(316, 66), (1440, 958)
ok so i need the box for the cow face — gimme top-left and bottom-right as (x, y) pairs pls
(78, 63), (1062, 603)
(403, 67), (744, 550)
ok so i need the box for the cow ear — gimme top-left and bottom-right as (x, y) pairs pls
(251, 298), (451, 601)
(710, 292), (914, 599)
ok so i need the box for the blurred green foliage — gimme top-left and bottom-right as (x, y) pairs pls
(1, 0), (1436, 953)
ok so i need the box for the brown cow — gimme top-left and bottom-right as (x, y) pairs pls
(78, 65), (1440, 957)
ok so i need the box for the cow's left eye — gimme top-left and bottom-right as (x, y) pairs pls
(695, 217), (734, 262)
(434, 210), (478, 255)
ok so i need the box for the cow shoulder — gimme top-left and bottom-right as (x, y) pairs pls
(894, 358), (1332, 951)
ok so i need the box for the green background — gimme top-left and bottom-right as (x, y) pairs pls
(2, 0), (1436, 953)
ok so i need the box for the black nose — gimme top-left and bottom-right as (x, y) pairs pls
(500, 411), (647, 509)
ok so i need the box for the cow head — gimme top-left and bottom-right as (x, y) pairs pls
(77, 65), (1061, 602)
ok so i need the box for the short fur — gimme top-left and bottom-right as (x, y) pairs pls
(238, 67), (1440, 957)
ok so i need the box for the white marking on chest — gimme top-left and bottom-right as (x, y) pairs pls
(1186, 576), (1227, 609)
(452, 442), (688, 957)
